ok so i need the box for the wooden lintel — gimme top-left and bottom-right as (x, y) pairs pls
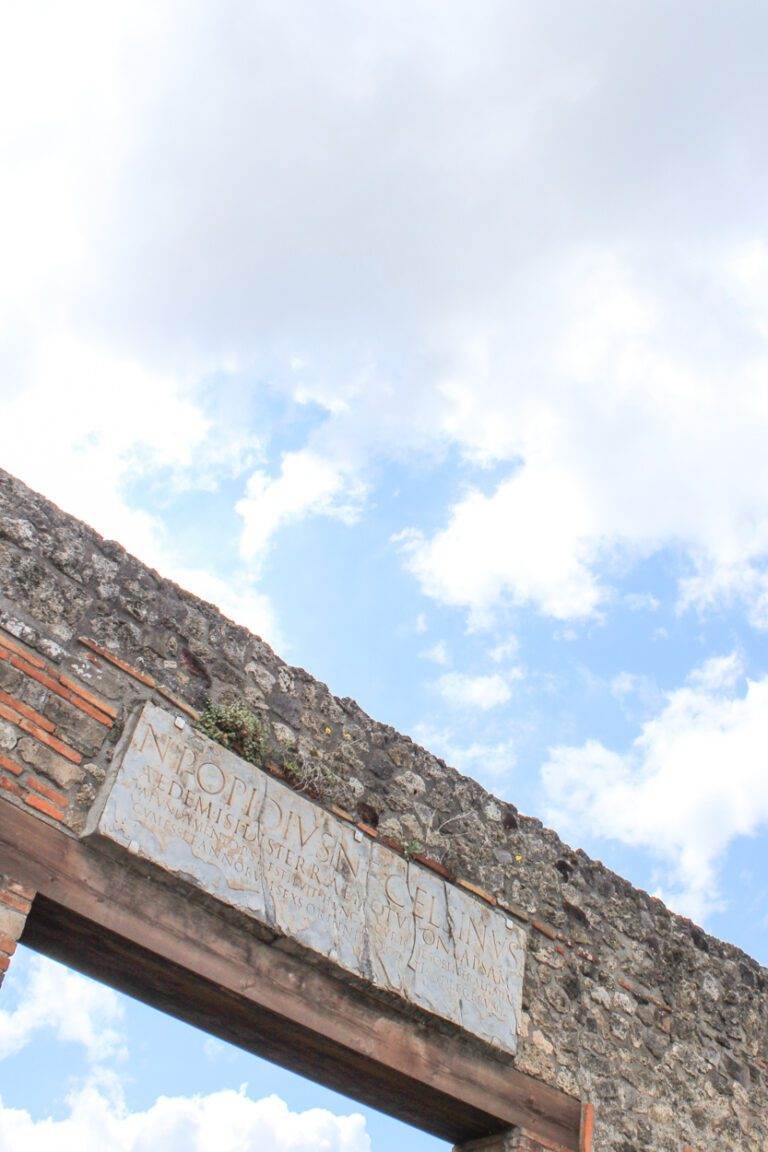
(0, 799), (581, 1148)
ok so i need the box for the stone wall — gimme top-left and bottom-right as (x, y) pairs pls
(0, 467), (765, 1151)
(0, 874), (33, 989)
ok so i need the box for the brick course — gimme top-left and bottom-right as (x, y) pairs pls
(0, 874), (34, 988)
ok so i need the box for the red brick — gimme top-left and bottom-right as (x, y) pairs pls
(15, 718), (82, 764)
(10, 656), (67, 699)
(618, 977), (671, 1013)
(330, 804), (355, 822)
(0, 688), (56, 733)
(7, 657), (115, 730)
(580, 1103), (595, 1152)
(412, 852), (451, 879)
(0, 888), (31, 914)
(24, 792), (66, 821)
(153, 684), (199, 720)
(0, 753), (23, 776)
(0, 634), (46, 668)
(532, 919), (559, 941)
(496, 898), (530, 922)
(0, 955), (9, 973)
(58, 674), (119, 719)
(0, 776), (23, 800)
(0, 935), (17, 956)
(26, 776), (67, 808)
(0, 700), (23, 727)
(456, 877), (497, 905)
(78, 637), (156, 688)
(65, 693), (114, 727)
(0, 878), (35, 900)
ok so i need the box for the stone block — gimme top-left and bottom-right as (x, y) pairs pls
(16, 735), (82, 788)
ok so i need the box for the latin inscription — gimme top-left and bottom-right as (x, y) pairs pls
(94, 702), (526, 1053)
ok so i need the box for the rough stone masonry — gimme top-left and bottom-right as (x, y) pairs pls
(0, 466), (766, 1150)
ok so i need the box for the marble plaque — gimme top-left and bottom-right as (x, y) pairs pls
(92, 702), (527, 1053)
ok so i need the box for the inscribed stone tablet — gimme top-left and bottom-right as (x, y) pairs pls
(92, 701), (527, 1054)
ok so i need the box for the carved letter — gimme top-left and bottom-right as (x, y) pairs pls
(196, 761), (226, 795)
(385, 873), (406, 908)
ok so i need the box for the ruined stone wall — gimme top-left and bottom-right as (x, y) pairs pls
(0, 467), (765, 1151)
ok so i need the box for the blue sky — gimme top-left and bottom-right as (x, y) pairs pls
(2, 2), (768, 1148)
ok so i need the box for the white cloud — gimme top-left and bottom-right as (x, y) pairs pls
(237, 451), (367, 564)
(202, 1037), (233, 1063)
(0, 1079), (370, 1152)
(0, 955), (368, 1152)
(420, 641), (450, 666)
(397, 250), (768, 625)
(608, 671), (661, 718)
(1, 335), (207, 563)
(398, 461), (604, 622)
(434, 671), (518, 711)
(679, 562), (768, 633)
(623, 593), (660, 613)
(414, 723), (517, 786)
(688, 652), (743, 692)
(610, 672), (644, 699)
(0, 954), (124, 1063)
(541, 654), (768, 922)
(4, 1), (768, 635)
(488, 636), (519, 663)
(728, 240), (768, 339)
(0, 333), (280, 646)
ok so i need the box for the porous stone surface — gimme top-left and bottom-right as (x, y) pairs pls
(1, 467), (767, 1150)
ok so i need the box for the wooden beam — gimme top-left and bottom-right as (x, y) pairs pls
(0, 799), (581, 1148)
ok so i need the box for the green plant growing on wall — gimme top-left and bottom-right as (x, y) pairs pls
(283, 756), (333, 797)
(196, 700), (267, 767)
(198, 700), (356, 810)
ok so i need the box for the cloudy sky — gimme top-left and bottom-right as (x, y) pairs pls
(3, 1), (768, 1148)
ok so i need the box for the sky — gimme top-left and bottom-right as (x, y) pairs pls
(2, 1), (768, 1148)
